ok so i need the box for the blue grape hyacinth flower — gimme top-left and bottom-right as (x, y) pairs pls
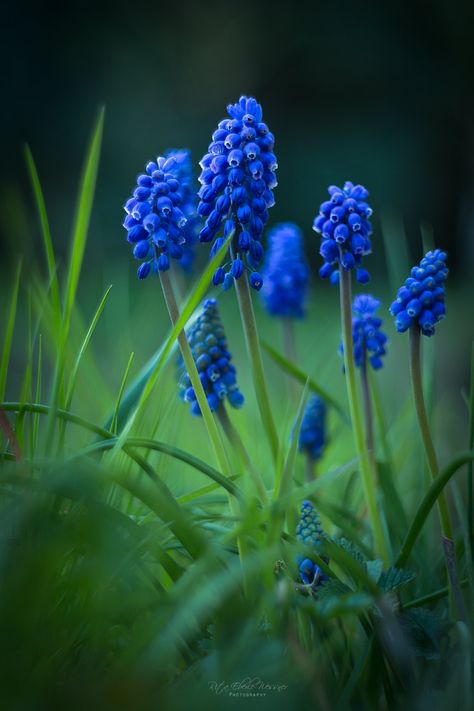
(298, 396), (327, 461)
(313, 181), (373, 285)
(123, 153), (193, 279)
(389, 249), (448, 337)
(198, 95), (278, 291)
(341, 294), (388, 370)
(296, 500), (329, 587)
(260, 223), (309, 318)
(177, 298), (244, 415)
(164, 149), (200, 274)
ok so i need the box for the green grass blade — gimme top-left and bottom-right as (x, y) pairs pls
(62, 108), (105, 334)
(64, 284), (113, 410)
(0, 261), (22, 401)
(261, 339), (348, 423)
(23, 145), (61, 322)
(396, 450), (474, 567)
(110, 351), (134, 434)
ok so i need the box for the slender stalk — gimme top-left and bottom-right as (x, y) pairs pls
(360, 353), (375, 453)
(409, 326), (453, 539)
(159, 271), (231, 478)
(339, 267), (389, 565)
(217, 407), (268, 505)
(234, 270), (279, 464)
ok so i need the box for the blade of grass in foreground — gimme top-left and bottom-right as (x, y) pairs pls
(0, 261), (22, 402)
(44, 108), (105, 453)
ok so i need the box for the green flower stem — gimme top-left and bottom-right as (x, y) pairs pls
(360, 353), (375, 453)
(339, 267), (389, 565)
(217, 406), (268, 505)
(159, 271), (231, 478)
(233, 269), (279, 465)
(409, 325), (454, 541)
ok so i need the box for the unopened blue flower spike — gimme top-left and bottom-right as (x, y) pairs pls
(296, 500), (329, 588)
(164, 149), (200, 274)
(261, 223), (309, 318)
(198, 95), (278, 291)
(389, 249), (448, 336)
(298, 396), (327, 461)
(341, 294), (387, 370)
(123, 153), (192, 279)
(178, 298), (244, 416)
(313, 181), (373, 285)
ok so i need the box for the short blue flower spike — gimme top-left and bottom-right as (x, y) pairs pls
(123, 153), (193, 279)
(298, 396), (327, 461)
(260, 223), (309, 318)
(313, 181), (373, 285)
(296, 500), (329, 586)
(177, 298), (244, 415)
(342, 294), (387, 371)
(390, 249), (448, 337)
(164, 149), (200, 274)
(198, 96), (278, 291)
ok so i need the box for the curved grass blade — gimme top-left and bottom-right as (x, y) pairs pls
(110, 351), (134, 434)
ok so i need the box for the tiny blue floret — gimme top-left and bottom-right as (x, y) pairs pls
(261, 223), (309, 318)
(177, 298), (244, 415)
(342, 294), (388, 370)
(313, 181), (373, 284)
(298, 396), (327, 461)
(198, 95), (278, 290)
(123, 152), (194, 279)
(296, 500), (329, 586)
(389, 249), (448, 337)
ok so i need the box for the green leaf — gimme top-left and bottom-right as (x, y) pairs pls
(366, 559), (384, 584)
(399, 607), (442, 660)
(316, 578), (352, 601)
(0, 261), (22, 401)
(317, 590), (373, 619)
(378, 566), (415, 592)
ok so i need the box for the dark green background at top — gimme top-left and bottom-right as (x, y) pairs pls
(1, 0), (474, 276)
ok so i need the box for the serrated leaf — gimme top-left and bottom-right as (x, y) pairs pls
(366, 559), (384, 584)
(379, 566), (415, 592)
(335, 538), (367, 568)
(399, 607), (442, 660)
(316, 579), (352, 601)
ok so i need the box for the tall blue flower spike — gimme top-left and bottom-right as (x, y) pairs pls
(298, 396), (327, 461)
(342, 294), (388, 370)
(198, 95), (278, 291)
(177, 298), (244, 415)
(260, 223), (309, 318)
(164, 149), (200, 274)
(296, 500), (329, 587)
(123, 153), (192, 279)
(389, 249), (448, 337)
(313, 181), (373, 286)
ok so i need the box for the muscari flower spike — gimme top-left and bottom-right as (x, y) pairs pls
(296, 500), (329, 586)
(389, 249), (448, 337)
(164, 149), (200, 274)
(177, 298), (244, 415)
(198, 95), (278, 292)
(298, 396), (327, 461)
(313, 181), (373, 286)
(260, 223), (309, 318)
(341, 294), (388, 370)
(123, 153), (192, 279)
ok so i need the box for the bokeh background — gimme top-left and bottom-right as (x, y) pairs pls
(1, 0), (473, 438)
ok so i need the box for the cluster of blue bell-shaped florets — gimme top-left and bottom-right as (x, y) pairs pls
(178, 299), (244, 415)
(198, 95), (277, 292)
(390, 249), (448, 337)
(313, 181), (373, 286)
(298, 396), (327, 461)
(349, 294), (387, 370)
(261, 223), (309, 318)
(123, 154), (190, 279)
(164, 149), (200, 274)
(296, 500), (329, 587)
